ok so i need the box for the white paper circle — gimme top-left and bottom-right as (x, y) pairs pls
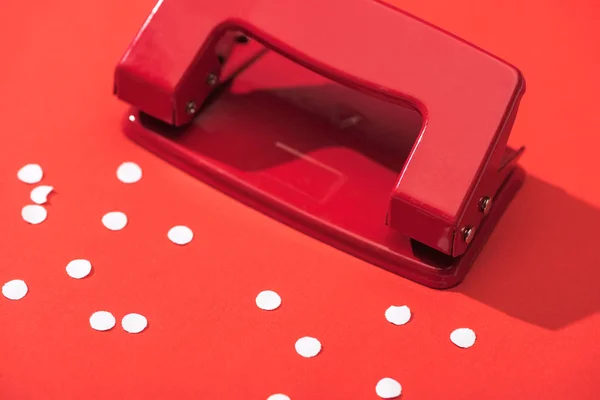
(102, 212), (127, 231)
(376, 377), (402, 399)
(385, 305), (411, 326)
(90, 311), (116, 331)
(167, 225), (193, 245)
(267, 395), (291, 400)
(21, 205), (47, 224)
(450, 328), (476, 348)
(17, 164), (43, 184)
(295, 336), (321, 358)
(30, 185), (53, 204)
(121, 313), (148, 334)
(66, 259), (92, 279)
(2, 279), (28, 300)
(117, 162), (142, 184)
(256, 290), (281, 311)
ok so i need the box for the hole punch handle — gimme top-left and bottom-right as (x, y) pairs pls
(115, 0), (525, 256)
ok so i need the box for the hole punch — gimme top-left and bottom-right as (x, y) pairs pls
(114, 0), (526, 288)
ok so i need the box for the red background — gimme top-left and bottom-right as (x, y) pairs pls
(0, 0), (599, 399)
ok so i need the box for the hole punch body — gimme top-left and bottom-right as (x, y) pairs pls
(114, 0), (526, 288)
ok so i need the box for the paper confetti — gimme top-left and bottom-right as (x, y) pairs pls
(117, 162), (142, 184)
(17, 163), (43, 184)
(121, 313), (148, 334)
(30, 185), (53, 204)
(376, 377), (402, 399)
(21, 204), (47, 224)
(256, 290), (281, 311)
(102, 211), (128, 231)
(89, 311), (116, 331)
(167, 225), (193, 245)
(385, 305), (411, 326)
(267, 395), (291, 400)
(2, 279), (28, 300)
(450, 328), (476, 348)
(66, 259), (92, 279)
(295, 336), (321, 358)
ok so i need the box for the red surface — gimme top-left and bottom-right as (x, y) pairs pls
(0, 0), (599, 399)
(115, 0), (525, 257)
(121, 45), (524, 289)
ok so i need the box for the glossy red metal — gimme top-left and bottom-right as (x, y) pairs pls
(114, 0), (526, 288)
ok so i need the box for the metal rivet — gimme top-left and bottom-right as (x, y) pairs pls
(461, 226), (475, 244)
(479, 196), (492, 215)
(206, 73), (218, 86)
(186, 101), (197, 115)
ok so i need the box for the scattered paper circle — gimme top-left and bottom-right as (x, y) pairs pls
(21, 205), (47, 224)
(116, 162), (142, 184)
(102, 212), (127, 231)
(30, 185), (53, 204)
(17, 164), (43, 184)
(168, 225), (193, 245)
(267, 395), (290, 400)
(121, 313), (148, 334)
(90, 311), (116, 331)
(376, 378), (402, 399)
(2, 279), (28, 300)
(385, 305), (411, 326)
(66, 259), (92, 279)
(295, 336), (321, 358)
(450, 328), (476, 348)
(256, 290), (281, 311)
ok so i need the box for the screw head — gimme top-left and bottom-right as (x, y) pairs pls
(462, 226), (475, 244)
(479, 196), (492, 215)
(186, 101), (197, 115)
(206, 73), (218, 86)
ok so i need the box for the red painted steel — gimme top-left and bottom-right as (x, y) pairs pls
(114, 0), (526, 288)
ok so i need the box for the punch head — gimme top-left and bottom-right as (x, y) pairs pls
(114, 0), (526, 288)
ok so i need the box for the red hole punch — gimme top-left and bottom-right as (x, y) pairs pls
(114, 0), (526, 289)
